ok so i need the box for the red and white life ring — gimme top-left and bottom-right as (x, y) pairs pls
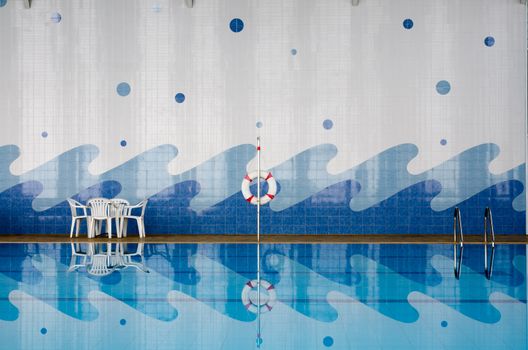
(241, 171), (277, 205)
(241, 279), (277, 313)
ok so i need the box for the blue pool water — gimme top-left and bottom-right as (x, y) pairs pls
(0, 243), (525, 349)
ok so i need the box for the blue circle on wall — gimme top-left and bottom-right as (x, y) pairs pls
(323, 119), (334, 130)
(484, 36), (495, 47)
(323, 336), (334, 347)
(51, 12), (62, 23)
(175, 93), (186, 103)
(403, 19), (414, 29)
(120, 140), (127, 147)
(441, 320), (448, 328)
(440, 139), (447, 146)
(0, 0), (7, 8)
(40, 328), (47, 335)
(120, 319), (127, 326)
(41, 131), (48, 138)
(436, 80), (451, 95)
(116, 82), (131, 97)
(256, 121), (263, 128)
(291, 48), (297, 55)
(230, 18), (244, 33)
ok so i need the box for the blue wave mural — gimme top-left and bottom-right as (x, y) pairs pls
(268, 143), (525, 213)
(0, 143), (524, 234)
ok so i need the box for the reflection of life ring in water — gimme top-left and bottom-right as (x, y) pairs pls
(241, 279), (277, 313)
(241, 171), (277, 205)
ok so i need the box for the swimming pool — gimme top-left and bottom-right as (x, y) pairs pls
(0, 243), (525, 349)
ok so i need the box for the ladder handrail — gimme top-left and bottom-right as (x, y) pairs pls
(483, 207), (496, 279)
(453, 207), (463, 246)
(483, 207), (495, 247)
(453, 207), (463, 279)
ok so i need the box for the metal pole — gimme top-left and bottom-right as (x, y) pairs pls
(256, 136), (261, 347)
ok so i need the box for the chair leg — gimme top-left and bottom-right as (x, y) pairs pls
(89, 218), (96, 238)
(75, 218), (81, 237)
(116, 217), (122, 238)
(138, 218), (145, 238)
(70, 219), (76, 238)
(107, 218), (112, 239)
(123, 219), (128, 237)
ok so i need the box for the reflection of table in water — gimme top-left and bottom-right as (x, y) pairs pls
(68, 243), (149, 276)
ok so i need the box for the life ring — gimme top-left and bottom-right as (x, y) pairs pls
(241, 279), (277, 313)
(241, 171), (277, 205)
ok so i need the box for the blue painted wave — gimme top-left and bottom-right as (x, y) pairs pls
(0, 143), (255, 213)
(269, 143), (525, 213)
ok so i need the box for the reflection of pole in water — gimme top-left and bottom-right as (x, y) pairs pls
(256, 136), (261, 347)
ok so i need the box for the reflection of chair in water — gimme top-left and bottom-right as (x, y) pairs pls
(87, 253), (115, 276)
(67, 242), (148, 275)
(119, 243), (149, 273)
(68, 243), (91, 272)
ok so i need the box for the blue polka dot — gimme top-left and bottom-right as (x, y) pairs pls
(41, 131), (48, 138)
(440, 139), (447, 146)
(291, 48), (297, 55)
(116, 82), (131, 97)
(40, 328), (47, 335)
(323, 119), (334, 130)
(256, 121), (263, 129)
(403, 19), (414, 29)
(120, 319), (126, 326)
(441, 320), (448, 327)
(175, 93), (186, 103)
(51, 12), (61, 23)
(484, 36), (495, 47)
(230, 18), (244, 33)
(120, 140), (127, 147)
(0, 0), (7, 8)
(323, 336), (334, 347)
(436, 80), (451, 95)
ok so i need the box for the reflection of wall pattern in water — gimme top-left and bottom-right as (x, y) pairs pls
(0, 243), (525, 349)
(0, 1), (525, 234)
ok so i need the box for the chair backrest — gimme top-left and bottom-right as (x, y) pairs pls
(109, 198), (130, 216)
(125, 199), (149, 217)
(138, 199), (148, 217)
(87, 198), (110, 217)
(67, 198), (85, 217)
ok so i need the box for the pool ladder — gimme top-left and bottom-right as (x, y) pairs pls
(453, 207), (495, 280)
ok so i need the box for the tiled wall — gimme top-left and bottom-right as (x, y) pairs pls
(0, 0), (525, 234)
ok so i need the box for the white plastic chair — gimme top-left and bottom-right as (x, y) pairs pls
(87, 198), (111, 238)
(120, 200), (148, 238)
(67, 199), (89, 237)
(109, 198), (129, 238)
